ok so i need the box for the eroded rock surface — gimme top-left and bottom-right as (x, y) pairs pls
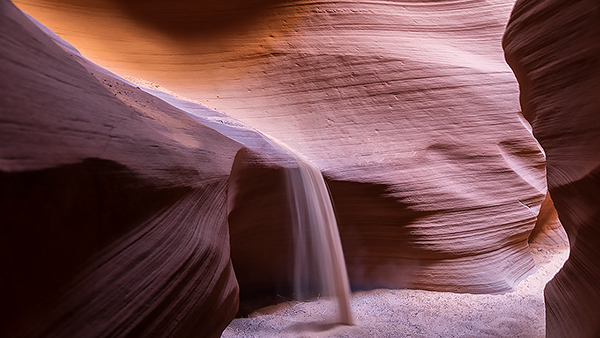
(504, 0), (600, 337)
(3, 0), (584, 336)
(529, 193), (567, 246)
(0, 0), (279, 335)
(12, 0), (551, 296)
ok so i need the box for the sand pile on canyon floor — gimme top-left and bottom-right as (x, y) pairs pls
(223, 242), (568, 337)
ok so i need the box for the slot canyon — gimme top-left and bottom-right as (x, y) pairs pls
(1, 0), (598, 337)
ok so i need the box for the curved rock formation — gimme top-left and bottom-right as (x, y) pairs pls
(529, 192), (567, 246)
(0, 1), (275, 335)
(12, 0), (550, 296)
(3, 0), (579, 335)
(504, 0), (600, 337)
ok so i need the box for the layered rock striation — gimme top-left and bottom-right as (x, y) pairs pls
(13, 0), (551, 295)
(504, 0), (600, 337)
(0, 1), (288, 335)
(1, 0), (578, 336)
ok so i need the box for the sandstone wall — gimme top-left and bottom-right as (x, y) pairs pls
(0, 1), (246, 335)
(1, 0), (581, 336)
(504, 0), (600, 336)
(12, 0), (551, 295)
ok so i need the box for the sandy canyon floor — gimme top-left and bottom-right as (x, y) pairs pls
(222, 243), (569, 338)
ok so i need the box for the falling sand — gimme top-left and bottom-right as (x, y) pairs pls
(222, 242), (569, 337)
(285, 152), (353, 325)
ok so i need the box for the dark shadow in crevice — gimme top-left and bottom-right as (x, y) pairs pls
(229, 156), (437, 316)
(325, 178), (438, 291)
(108, 0), (295, 39)
(0, 158), (190, 337)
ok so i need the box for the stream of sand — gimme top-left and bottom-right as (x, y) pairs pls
(222, 242), (569, 337)
(286, 152), (354, 325)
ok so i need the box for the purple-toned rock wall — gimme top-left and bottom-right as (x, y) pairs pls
(504, 0), (600, 336)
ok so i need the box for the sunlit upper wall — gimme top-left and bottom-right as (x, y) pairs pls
(14, 0), (522, 173)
